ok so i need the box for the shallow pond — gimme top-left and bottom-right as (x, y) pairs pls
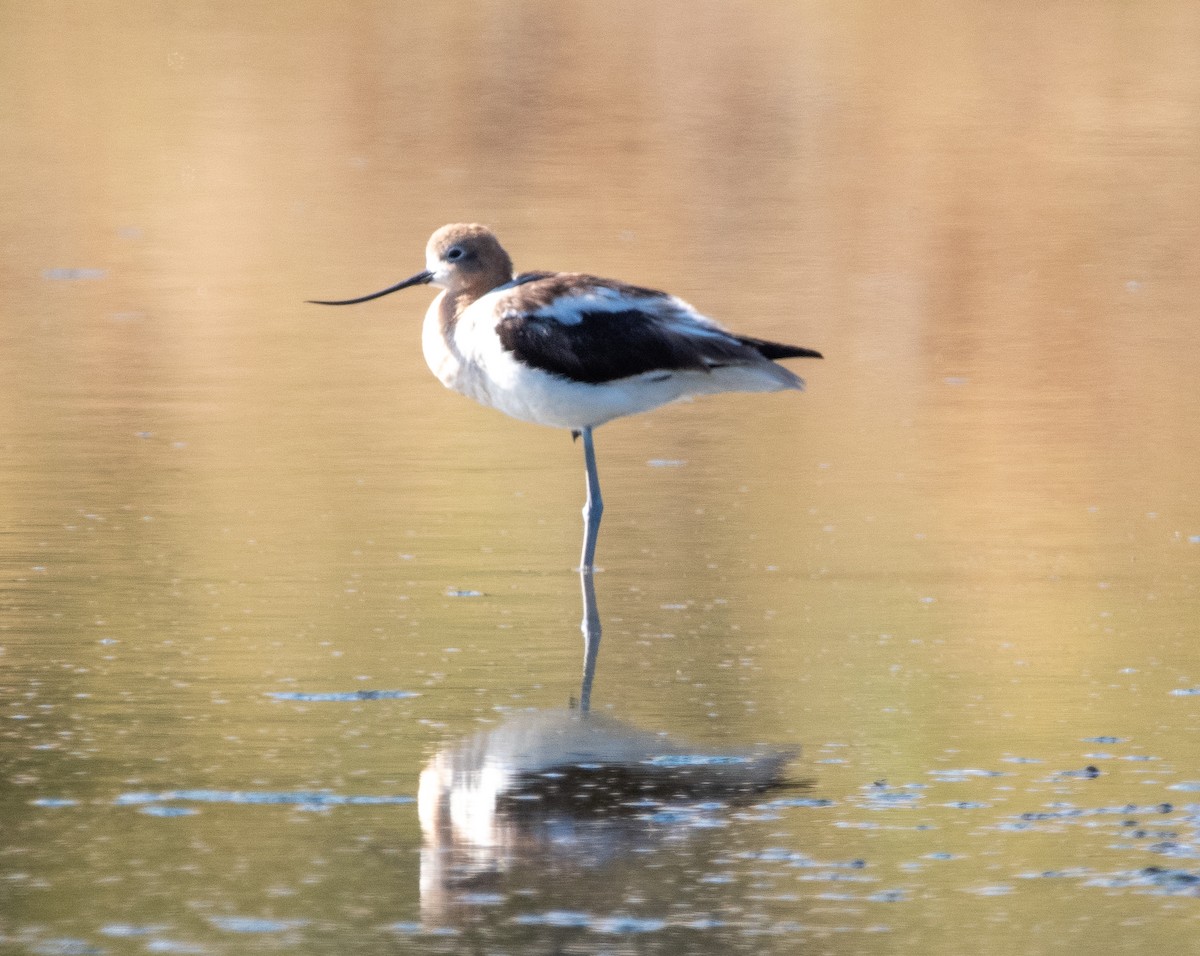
(3, 2), (1199, 954)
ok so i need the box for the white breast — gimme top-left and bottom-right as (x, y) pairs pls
(420, 291), (511, 416)
(420, 294), (461, 387)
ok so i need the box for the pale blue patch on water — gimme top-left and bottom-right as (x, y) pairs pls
(268, 689), (418, 701)
(927, 768), (1007, 780)
(1017, 868), (1092, 879)
(642, 754), (751, 767)
(100, 925), (161, 937)
(1144, 841), (1199, 859)
(863, 785), (925, 808)
(102, 928), (203, 953)
(512, 912), (666, 934)
(1050, 766), (1102, 779)
(1020, 803), (1177, 821)
(680, 917), (727, 929)
(140, 806), (198, 817)
(742, 848), (809, 863)
(593, 916), (667, 934)
(456, 893), (505, 905)
(208, 917), (306, 933)
(387, 922), (459, 936)
(644, 807), (727, 829)
(30, 939), (102, 955)
(31, 798), (78, 807)
(686, 815), (729, 829)
(513, 910), (593, 928)
(1170, 687), (1200, 696)
(1084, 867), (1200, 893)
(143, 940), (206, 954)
(43, 267), (107, 281)
(116, 789), (413, 807)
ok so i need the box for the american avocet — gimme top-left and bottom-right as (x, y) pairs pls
(309, 223), (822, 570)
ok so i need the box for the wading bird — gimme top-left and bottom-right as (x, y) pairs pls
(309, 223), (822, 571)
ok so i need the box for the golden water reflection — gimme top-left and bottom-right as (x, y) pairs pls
(3, 2), (1200, 953)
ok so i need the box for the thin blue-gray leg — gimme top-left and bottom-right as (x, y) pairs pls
(579, 426), (604, 572)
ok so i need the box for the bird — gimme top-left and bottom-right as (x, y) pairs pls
(309, 223), (822, 571)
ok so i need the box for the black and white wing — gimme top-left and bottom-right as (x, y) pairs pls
(493, 272), (820, 385)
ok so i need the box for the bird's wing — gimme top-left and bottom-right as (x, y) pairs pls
(493, 273), (760, 384)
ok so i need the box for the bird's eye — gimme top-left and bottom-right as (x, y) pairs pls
(446, 246), (464, 261)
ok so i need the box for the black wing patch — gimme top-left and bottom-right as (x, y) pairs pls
(496, 306), (760, 385)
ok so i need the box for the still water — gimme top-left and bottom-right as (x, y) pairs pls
(3, 2), (1200, 953)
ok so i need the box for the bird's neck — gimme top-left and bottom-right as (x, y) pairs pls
(441, 276), (513, 326)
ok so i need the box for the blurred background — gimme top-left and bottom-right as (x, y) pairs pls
(2, 2), (1199, 953)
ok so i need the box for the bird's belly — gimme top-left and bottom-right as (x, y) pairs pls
(434, 361), (737, 432)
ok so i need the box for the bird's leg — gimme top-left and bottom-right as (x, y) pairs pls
(578, 426), (604, 572)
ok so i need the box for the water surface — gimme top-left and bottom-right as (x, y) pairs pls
(3, 2), (1199, 953)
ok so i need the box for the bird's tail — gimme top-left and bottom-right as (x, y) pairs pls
(736, 334), (823, 361)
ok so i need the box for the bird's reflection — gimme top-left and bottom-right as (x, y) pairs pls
(418, 566), (798, 919)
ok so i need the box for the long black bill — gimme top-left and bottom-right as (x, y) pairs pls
(306, 270), (434, 306)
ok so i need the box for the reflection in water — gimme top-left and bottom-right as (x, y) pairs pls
(577, 566), (601, 713)
(418, 567), (797, 921)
